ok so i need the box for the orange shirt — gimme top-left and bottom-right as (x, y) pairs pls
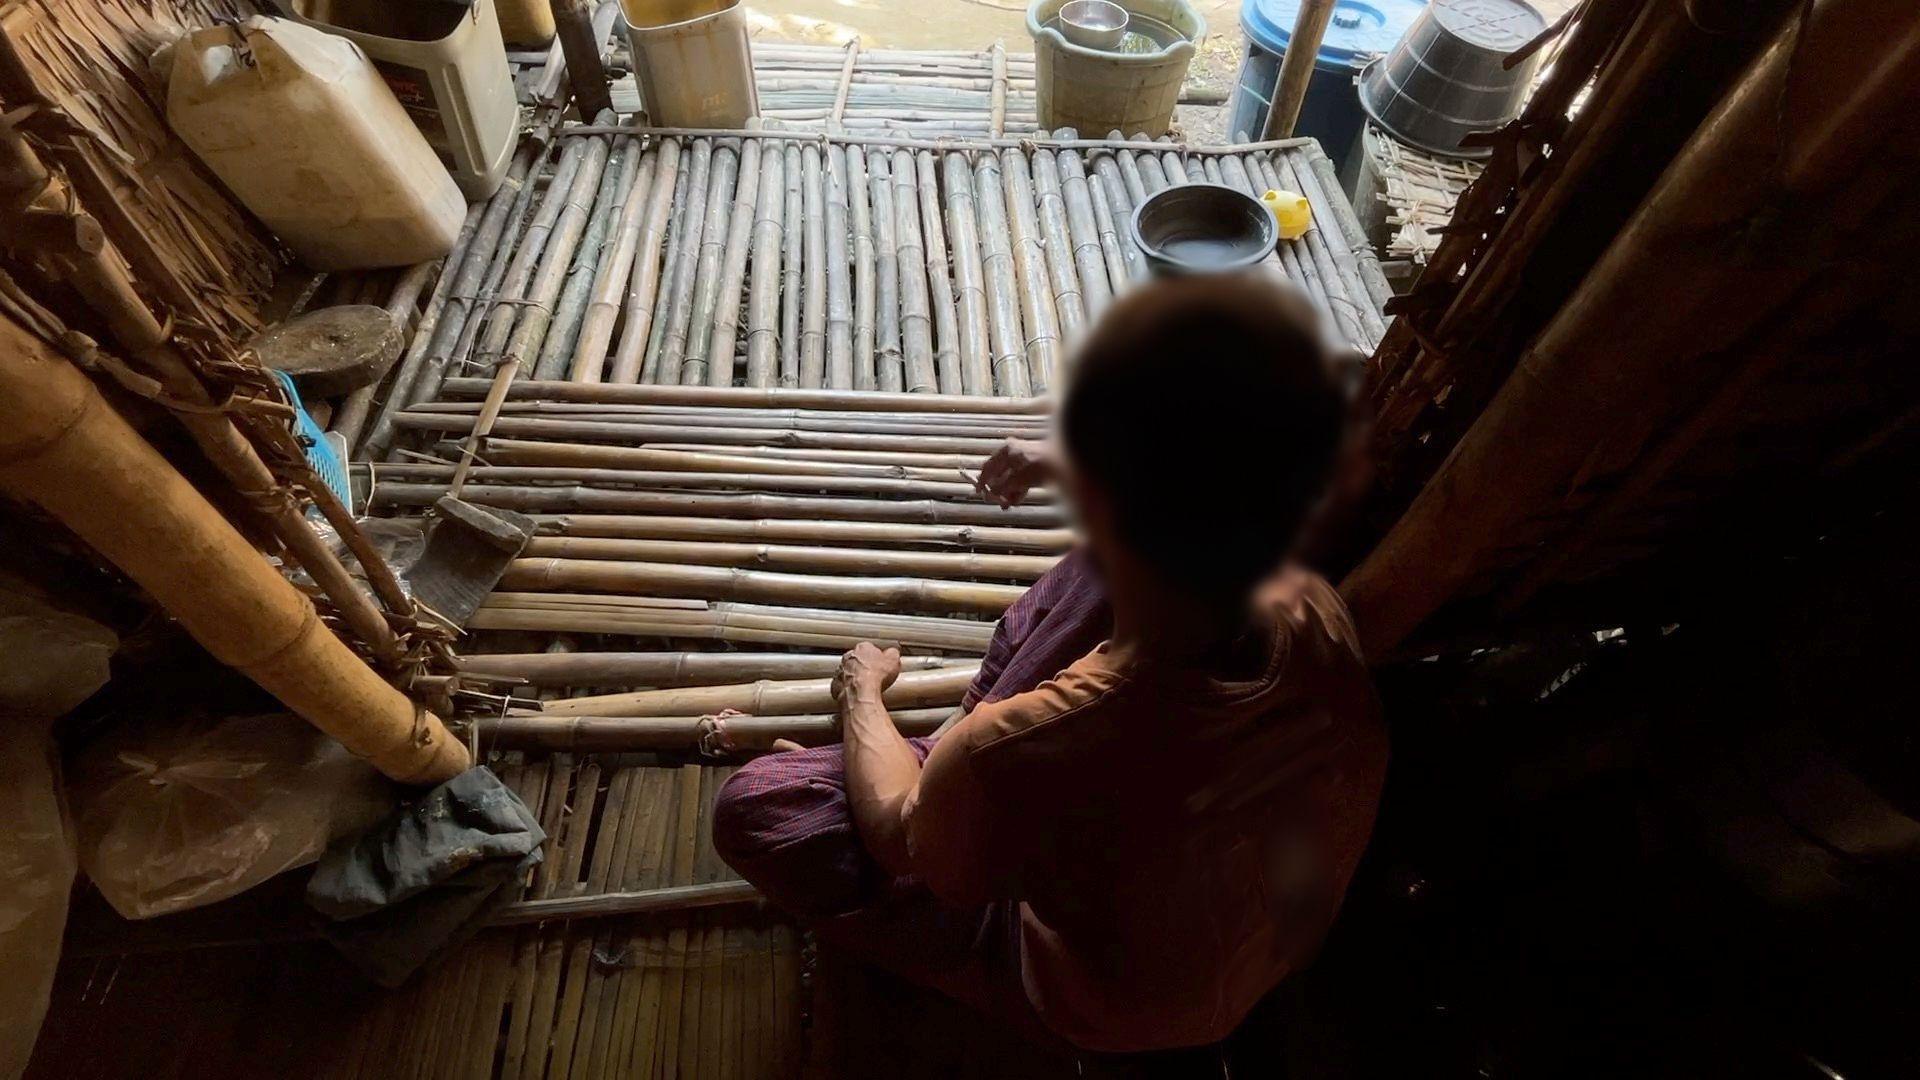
(902, 570), (1387, 1052)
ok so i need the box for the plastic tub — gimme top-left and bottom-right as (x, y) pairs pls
(166, 17), (466, 270)
(622, 0), (758, 128)
(1027, 0), (1205, 138)
(1358, 0), (1546, 158)
(1226, 0), (1425, 156)
(1131, 184), (1277, 275)
(279, 0), (517, 200)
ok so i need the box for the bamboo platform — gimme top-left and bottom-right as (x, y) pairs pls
(607, 42), (1042, 137)
(349, 122), (1391, 459)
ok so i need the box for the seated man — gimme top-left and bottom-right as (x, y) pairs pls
(713, 275), (1387, 1054)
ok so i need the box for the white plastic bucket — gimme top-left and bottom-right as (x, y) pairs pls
(280, 0), (518, 199)
(621, 0), (758, 128)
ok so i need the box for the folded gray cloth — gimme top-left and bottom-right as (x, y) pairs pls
(308, 766), (544, 986)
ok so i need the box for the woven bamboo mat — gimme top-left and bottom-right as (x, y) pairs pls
(323, 758), (801, 1080)
(30, 760), (801, 1080)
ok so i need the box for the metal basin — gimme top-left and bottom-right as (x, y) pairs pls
(1358, 0), (1547, 160)
(1059, 0), (1129, 49)
(1130, 183), (1277, 276)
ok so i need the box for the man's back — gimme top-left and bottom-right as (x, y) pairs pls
(907, 570), (1388, 1052)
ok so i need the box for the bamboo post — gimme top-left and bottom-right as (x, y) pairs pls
(744, 136), (787, 389)
(450, 122), (616, 491)
(844, 144), (878, 391)
(0, 322), (467, 783)
(503, 553), (1029, 614)
(372, 482), (1064, 526)
(638, 145), (695, 383)
(1262, 149), (1368, 347)
(503, 117), (616, 380)
(550, 0), (613, 118)
(466, 599), (997, 652)
(652, 138), (716, 384)
(823, 145), (856, 389)
(572, 142), (660, 382)
(434, 376), (1054, 412)
(605, 137), (682, 383)
(702, 132), (764, 388)
(889, 148), (939, 394)
(502, 557), (1024, 616)
(471, 143), (586, 381)
(1251, 152), (1339, 320)
(914, 150), (966, 394)
(1277, 149), (1387, 345)
(521, 536), (1059, 580)
(537, 134), (638, 380)
(1028, 142), (1086, 336)
(330, 256), (441, 450)
(1261, 0), (1336, 140)
(535, 513), (1074, 552)
(974, 151), (1031, 396)
(478, 710), (954, 753)
(455, 650), (960, 687)
(1306, 147), (1395, 312)
(799, 143), (828, 388)
(1086, 169), (1131, 293)
(1001, 148), (1060, 392)
(1218, 149), (1296, 286)
(864, 147), (904, 392)
(778, 138), (805, 387)
(943, 151), (994, 395)
(1052, 128), (1115, 316)
(829, 39), (861, 126)
(538, 664), (979, 718)
(380, 462), (1007, 502)
(1128, 133), (1167, 194)
(481, 440), (997, 480)
(989, 40), (1008, 136)
(1098, 128), (1136, 282)
(366, 144), (533, 448)
(681, 140), (742, 385)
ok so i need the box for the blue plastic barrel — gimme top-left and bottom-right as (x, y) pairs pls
(1227, 0), (1425, 166)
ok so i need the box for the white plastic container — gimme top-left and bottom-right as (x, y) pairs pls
(167, 17), (466, 271)
(281, 0), (519, 200)
(622, 0), (758, 128)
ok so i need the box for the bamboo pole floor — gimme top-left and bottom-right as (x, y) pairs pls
(349, 116), (1393, 452)
(32, 759), (805, 1080)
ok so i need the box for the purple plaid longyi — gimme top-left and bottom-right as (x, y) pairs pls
(714, 545), (1113, 968)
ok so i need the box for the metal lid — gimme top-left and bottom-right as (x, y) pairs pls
(1431, 0), (1545, 53)
(1240, 0), (1427, 69)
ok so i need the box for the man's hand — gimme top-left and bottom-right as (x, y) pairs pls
(970, 437), (1054, 508)
(832, 642), (902, 702)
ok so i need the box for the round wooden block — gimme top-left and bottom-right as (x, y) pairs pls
(250, 305), (403, 398)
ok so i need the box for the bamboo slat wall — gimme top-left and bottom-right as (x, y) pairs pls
(355, 123), (1390, 462)
(0, 0), (279, 344)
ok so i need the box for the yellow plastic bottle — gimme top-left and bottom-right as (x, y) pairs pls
(1262, 189), (1312, 240)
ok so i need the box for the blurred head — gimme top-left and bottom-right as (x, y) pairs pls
(1058, 274), (1348, 618)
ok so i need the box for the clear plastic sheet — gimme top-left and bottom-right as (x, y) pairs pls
(69, 712), (399, 920)
(0, 582), (116, 1078)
